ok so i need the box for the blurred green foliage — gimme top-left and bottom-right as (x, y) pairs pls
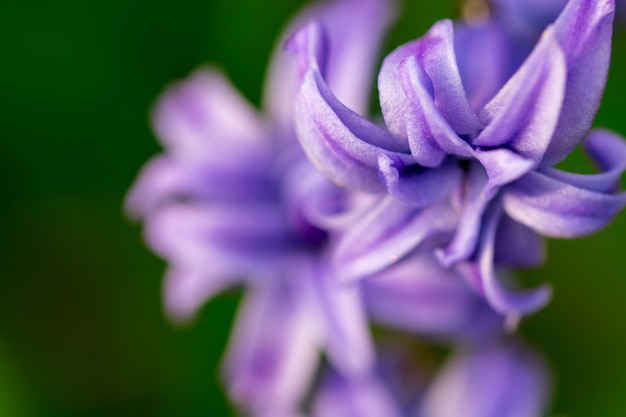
(0, 0), (625, 416)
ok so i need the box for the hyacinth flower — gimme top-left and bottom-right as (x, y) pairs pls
(418, 338), (550, 417)
(296, 336), (548, 417)
(124, 0), (418, 413)
(291, 0), (626, 318)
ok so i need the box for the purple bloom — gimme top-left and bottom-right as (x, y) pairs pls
(419, 338), (550, 417)
(126, 0), (397, 412)
(291, 0), (626, 316)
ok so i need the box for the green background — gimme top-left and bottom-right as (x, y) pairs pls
(1, 0), (625, 415)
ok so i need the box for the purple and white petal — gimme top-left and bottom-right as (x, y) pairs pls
(544, 0), (615, 164)
(223, 281), (321, 413)
(334, 196), (457, 282)
(378, 156), (463, 208)
(436, 162), (491, 268)
(420, 339), (551, 417)
(153, 69), (269, 160)
(398, 56), (475, 166)
(264, 0), (396, 127)
(144, 202), (288, 274)
(290, 25), (411, 192)
(379, 19), (482, 142)
(475, 27), (566, 168)
(464, 202), (552, 315)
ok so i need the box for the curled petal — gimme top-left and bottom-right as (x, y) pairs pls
(475, 27), (567, 167)
(264, 0), (396, 126)
(544, 0), (615, 164)
(334, 197), (457, 282)
(541, 129), (626, 192)
(421, 339), (551, 417)
(291, 23), (411, 192)
(363, 253), (499, 339)
(399, 56), (475, 166)
(224, 282), (321, 412)
(475, 148), (535, 195)
(379, 19), (482, 142)
(464, 201), (552, 315)
(504, 129), (626, 238)
(378, 155), (463, 208)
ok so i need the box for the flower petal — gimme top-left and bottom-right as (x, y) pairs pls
(162, 267), (234, 323)
(312, 370), (403, 417)
(436, 162), (491, 267)
(144, 202), (288, 273)
(379, 19), (482, 143)
(264, 0), (396, 126)
(503, 129), (626, 238)
(290, 23), (411, 192)
(544, 0), (615, 164)
(463, 201), (552, 315)
(363, 253), (499, 340)
(474, 27), (567, 167)
(301, 258), (374, 376)
(223, 281), (321, 412)
(420, 339), (551, 417)
(334, 197), (457, 282)
(378, 155), (463, 208)
(153, 69), (269, 159)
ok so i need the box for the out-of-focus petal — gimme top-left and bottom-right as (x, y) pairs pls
(493, 214), (546, 268)
(363, 253), (499, 339)
(544, 0), (615, 164)
(334, 197), (457, 282)
(153, 69), (269, 159)
(378, 156), (463, 208)
(264, 0), (396, 127)
(162, 267), (234, 323)
(144, 203), (288, 273)
(301, 258), (374, 376)
(312, 370), (403, 417)
(223, 281), (321, 413)
(420, 339), (551, 417)
(290, 23), (411, 192)
(475, 27), (566, 168)
(125, 156), (276, 218)
(454, 21), (528, 111)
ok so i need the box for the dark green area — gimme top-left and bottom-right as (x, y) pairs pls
(0, 0), (625, 415)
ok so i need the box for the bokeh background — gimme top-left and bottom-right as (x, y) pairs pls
(1, 0), (626, 415)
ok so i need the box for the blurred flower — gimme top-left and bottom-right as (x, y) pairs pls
(126, 0), (397, 413)
(291, 0), (626, 317)
(419, 338), (550, 417)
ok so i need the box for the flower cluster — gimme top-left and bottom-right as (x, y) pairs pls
(127, 0), (626, 415)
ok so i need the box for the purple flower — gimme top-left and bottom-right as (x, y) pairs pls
(419, 338), (550, 417)
(126, 0), (397, 412)
(291, 0), (626, 316)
